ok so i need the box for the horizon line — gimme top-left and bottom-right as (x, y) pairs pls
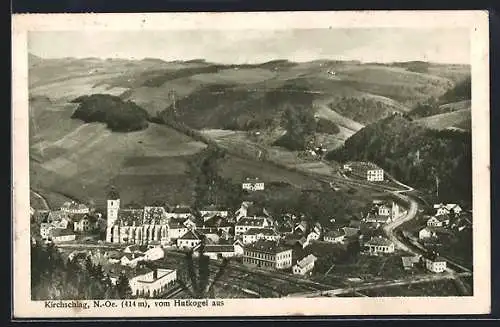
(28, 53), (471, 66)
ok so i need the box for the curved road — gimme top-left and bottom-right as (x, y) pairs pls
(30, 189), (50, 210)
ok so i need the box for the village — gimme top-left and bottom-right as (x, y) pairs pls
(30, 164), (473, 299)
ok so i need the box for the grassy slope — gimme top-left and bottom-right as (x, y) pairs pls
(415, 109), (471, 131)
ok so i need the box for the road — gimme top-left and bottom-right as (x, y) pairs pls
(288, 271), (472, 297)
(382, 193), (419, 255)
(30, 189), (50, 210)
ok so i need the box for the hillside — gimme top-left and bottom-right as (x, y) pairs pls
(327, 114), (472, 205)
(415, 109), (471, 132)
(28, 56), (471, 208)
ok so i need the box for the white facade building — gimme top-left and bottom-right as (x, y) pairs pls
(242, 178), (265, 191)
(292, 254), (317, 275)
(129, 269), (177, 298)
(425, 256), (447, 273)
(367, 169), (384, 182)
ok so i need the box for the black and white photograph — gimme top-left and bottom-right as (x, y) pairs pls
(12, 11), (490, 317)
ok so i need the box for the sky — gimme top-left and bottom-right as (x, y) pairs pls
(28, 28), (470, 65)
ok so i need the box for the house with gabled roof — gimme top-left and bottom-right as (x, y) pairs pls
(364, 236), (395, 254)
(242, 228), (280, 245)
(292, 254), (317, 276)
(434, 203), (462, 216)
(324, 230), (346, 244)
(176, 230), (202, 250)
(424, 253), (447, 273)
(426, 214), (451, 228)
(235, 217), (270, 236)
(199, 204), (229, 220)
(418, 227), (438, 240)
(167, 205), (195, 220)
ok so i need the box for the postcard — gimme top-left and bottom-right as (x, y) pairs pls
(12, 10), (490, 318)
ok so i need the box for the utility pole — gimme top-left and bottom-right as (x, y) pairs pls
(169, 90), (177, 117)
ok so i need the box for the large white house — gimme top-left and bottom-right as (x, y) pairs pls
(367, 169), (384, 182)
(129, 268), (177, 298)
(242, 177), (265, 191)
(365, 236), (395, 254)
(425, 255), (447, 273)
(292, 254), (317, 276)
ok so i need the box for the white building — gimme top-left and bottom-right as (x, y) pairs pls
(324, 230), (346, 244)
(176, 230), (202, 250)
(292, 254), (317, 276)
(367, 169), (384, 182)
(74, 216), (93, 232)
(199, 205), (228, 219)
(144, 246), (165, 262)
(243, 240), (293, 270)
(60, 201), (90, 215)
(194, 244), (237, 260)
(168, 220), (189, 240)
(434, 203), (463, 216)
(129, 268), (177, 298)
(425, 255), (447, 273)
(242, 177), (265, 191)
(242, 228), (280, 245)
(426, 215), (450, 228)
(365, 236), (395, 254)
(50, 229), (76, 243)
(235, 217), (270, 236)
(418, 227), (437, 240)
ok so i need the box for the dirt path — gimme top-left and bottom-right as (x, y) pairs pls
(30, 189), (50, 210)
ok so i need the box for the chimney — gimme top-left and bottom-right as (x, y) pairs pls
(153, 269), (158, 280)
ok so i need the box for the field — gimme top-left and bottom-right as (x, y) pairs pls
(415, 109), (471, 131)
(30, 120), (207, 208)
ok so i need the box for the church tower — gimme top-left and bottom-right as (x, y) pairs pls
(107, 188), (120, 227)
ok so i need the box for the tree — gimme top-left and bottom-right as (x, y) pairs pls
(177, 235), (230, 298)
(116, 273), (133, 299)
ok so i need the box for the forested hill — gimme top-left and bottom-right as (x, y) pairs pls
(72, 94), (150, 132)
(326, 114), (472, 205)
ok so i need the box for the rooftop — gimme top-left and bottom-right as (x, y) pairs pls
(325, 230), (345, 238)
(51, 229), (75, 237)
(178, 230), (201, 240)
(203, 244), (235, 253)
(61, 201), (89, 211)
(237, 217), (267, 226)
(245, 240), (290, 254)
(296, 254), (317, 268)
(365, 236), (393, 247)
(244, 228), (276, 236)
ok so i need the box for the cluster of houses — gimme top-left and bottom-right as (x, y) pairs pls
(418, 203), (470, 243)
(34, 188), (461, 284)
(33, 201), (106, 244)
(66, 245), (177, 298)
